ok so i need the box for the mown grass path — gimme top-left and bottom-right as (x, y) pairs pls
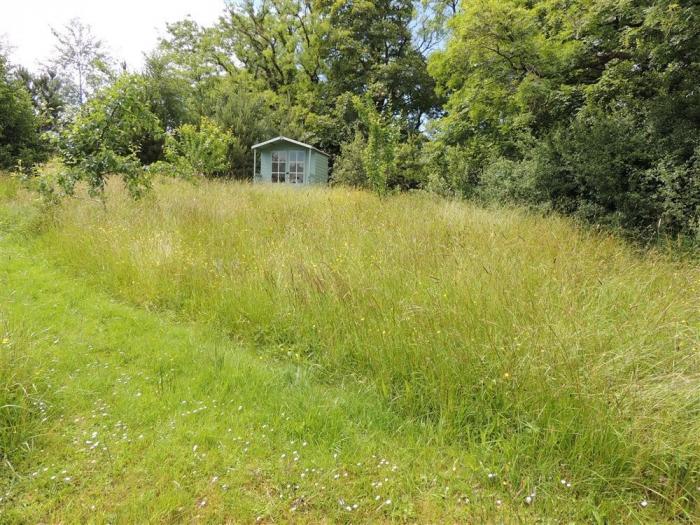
(0, 236), (508, 523)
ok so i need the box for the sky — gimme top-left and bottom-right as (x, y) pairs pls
(0, 0), (226, 71)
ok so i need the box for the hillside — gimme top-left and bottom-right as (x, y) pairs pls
(1, 175), (699, 522)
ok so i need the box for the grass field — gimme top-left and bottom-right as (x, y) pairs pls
(1, 173), (699, 522)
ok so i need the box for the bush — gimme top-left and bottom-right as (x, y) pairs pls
(163, 117), (235, 177)
(353, 95), (399, 196)
(478, 156), (541, 205)
(534, 109), (700, 238)
(424, 140), (496, 198)
(392, 136), (428, 190)
(647, 150), (700, 239)
(331, 132), (367, 187)
(0, 59), (46, 170)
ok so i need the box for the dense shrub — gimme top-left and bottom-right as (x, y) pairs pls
(163, 117), (235, 177)
(331, 132), (367, 187)
(424, 140), (496, 198)
(427, 0), (700, 242)
(0, 58), (46, 170)
(478, 156), (541, 205)
(334, 131), (427, 191)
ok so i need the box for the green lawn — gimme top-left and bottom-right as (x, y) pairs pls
(1, 173), (698, 522)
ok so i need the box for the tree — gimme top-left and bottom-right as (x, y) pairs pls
(50, 18), (113, 105)
(153, 18), (226, 121)
(413, 0), (460, 54)
(202, 0), (440, 173)
(320, 0), (440, 130)
(54, 75), (163, 198)
(428, 0), (700, 238)
(15, 67), (66, 133)
(211, 75), (301, 178)
(219, 0), (326, 96)
(353, 94), (399, 196)
(0, 54), (45, 169)
(332, 131), (368, 187)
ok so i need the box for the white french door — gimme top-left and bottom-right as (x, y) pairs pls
(272, 150), (305, 184)
(288, 150), (305, 184)
(271, 151), (287, 183)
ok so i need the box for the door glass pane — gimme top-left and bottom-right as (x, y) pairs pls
(297, 151), (304, 183)
(290, 152), (296, 184)
(279, 151), (286, 183)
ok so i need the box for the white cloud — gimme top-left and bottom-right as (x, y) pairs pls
(0, 0), (225, 71)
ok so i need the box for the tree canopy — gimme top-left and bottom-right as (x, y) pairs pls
(1, 1), (699, 240)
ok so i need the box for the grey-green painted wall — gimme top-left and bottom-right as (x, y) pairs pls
(254, 140), (329, 185)
(312, 150), (329, 184)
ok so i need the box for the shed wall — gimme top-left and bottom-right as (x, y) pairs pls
(314, 152), (329, 184)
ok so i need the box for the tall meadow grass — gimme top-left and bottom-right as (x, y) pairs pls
(36, 178), (700, 514)
(0, 320), (44, 474)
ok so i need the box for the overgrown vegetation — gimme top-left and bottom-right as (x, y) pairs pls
(0, 56), (47, 170)
(2, 1), (697, 240)
(161, 117), (235, 178)
(428, 0), (700, 239)
(5, 175), (695, 521)
(0, 320), (45, 476)
(1, 0), (699, 520)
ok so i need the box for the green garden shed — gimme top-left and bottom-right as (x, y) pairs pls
(252, 136), (330, 185)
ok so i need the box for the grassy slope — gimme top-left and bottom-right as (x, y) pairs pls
(1, 174), (699, 522)
(1, 187), (489, 523)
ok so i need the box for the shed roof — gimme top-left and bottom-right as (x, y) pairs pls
(251, 136), (330, 157)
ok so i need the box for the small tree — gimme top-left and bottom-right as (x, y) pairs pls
(163, 117), (234, 177)
(51, 75), (163, 199)
(332, 131), (368, 187)
(353, 95), (399, 196)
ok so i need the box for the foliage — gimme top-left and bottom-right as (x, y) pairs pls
(53, 75), (163, 198)
(320, 0), (440, 129)
(0, 56), (46, 169)
(211, 76), (304, 178)
(163, 117), (235, 177)
(353, 95), (399, 196)
(150, 19), (224, 121)
(334, 123), (426, 192)
(429, 0), (700, 239)
(50, 18), (114, 105)
(331, 131), (367, 187)
(15, 67), (66, 134)
(5, 1), (699, 240)
(423, 139), (497, 198)
(392, 135), (429, 190)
